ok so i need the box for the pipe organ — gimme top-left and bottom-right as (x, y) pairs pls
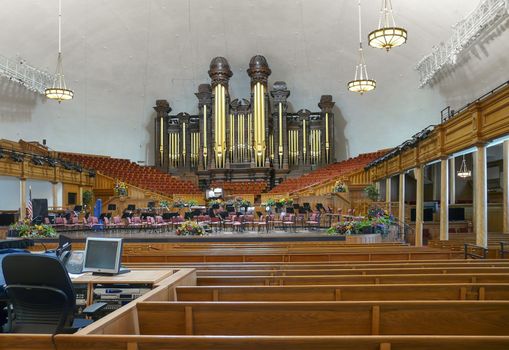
(154, 55), (336, 183)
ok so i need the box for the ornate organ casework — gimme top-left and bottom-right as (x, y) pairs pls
(154, 55), (336, 183)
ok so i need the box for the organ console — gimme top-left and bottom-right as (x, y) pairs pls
(154, 55), (336, 185)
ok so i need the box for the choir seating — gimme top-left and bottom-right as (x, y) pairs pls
(60, 153), (201, 195)
(269, 151), (386, 194)
(210, 180), (267, 195)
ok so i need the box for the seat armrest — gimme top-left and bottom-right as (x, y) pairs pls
(82, 302), (107, 316)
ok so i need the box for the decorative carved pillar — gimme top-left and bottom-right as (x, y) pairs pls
(209, 57), (233, 169)
(474, 144), (488, 248)
(153, 100), (171, 171)
(386, 177), (392, 214)
(195, 84), (212, 170)
(247, 55), (271, 168)
(318, 95), (335, 165)
(398, 173), (405, 223)
(414, 165), (424, 247)
(297, 109), (311, 167)
(20, 178), (26, 218)
(440, 158), (449, 241)
(270, 81), (290, 170)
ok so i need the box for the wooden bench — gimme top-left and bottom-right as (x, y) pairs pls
(175, 283), (509, 301)
(195, 266), (509, 276)
(52, 334), (509, 350)
(197, 273), (509, 286)
(135, 301), (509, 335)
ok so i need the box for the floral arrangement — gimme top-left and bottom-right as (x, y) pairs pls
(175, 220), (205, 236)
(9, 219), (57, 238)
(187, 199), (199, 207)
(114, 181), (128, 197)
(276, 197), (293, 207)
(159, 200), (170, 210)
(328, 208), (393, 236)
(332, 180), (347, 193)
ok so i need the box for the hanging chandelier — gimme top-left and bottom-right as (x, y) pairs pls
(45, 0), (74, 102)
(348, 0), (376, 94)
(368, 0), (407, 51)
(457, 155), (471, 178)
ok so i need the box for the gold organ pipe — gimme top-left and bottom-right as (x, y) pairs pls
(303, 120), (306, 163)
(214, 85), (218, 166)
(203, 105), (208, 167)
(278, 103), (283, 166)
(325, 112), (329, 163)
(182, 123), (186, 166)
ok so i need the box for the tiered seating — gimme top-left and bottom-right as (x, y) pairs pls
(270, 151), (386, 194)
(211, 180), (267, 195)
(48, 250), (509, 350)
(60, 153), (201, 195)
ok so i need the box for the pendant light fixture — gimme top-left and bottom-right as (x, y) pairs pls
(45, 0), (74, 102)
(347, 0), (376, 94)
(368, 0), (407, 51)
(457, 155), (472, 178)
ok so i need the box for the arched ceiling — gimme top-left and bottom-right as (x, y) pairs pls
(0, 0), (507, 163)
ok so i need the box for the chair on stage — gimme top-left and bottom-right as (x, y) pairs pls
(306, 212), (321, 230)
(255, 215), (269, 233)
(283, 213), (296, 232)
(1, 254), (106, 334)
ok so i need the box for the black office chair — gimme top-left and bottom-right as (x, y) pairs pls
(2, 254), (106, 334)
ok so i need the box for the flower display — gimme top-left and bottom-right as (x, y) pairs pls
(175, 220), (205, 236)
(9, 219), (57, 238)
(327, 207), (393, 236)
(332, 180), (347, 193)
(114, 181), (128, 196)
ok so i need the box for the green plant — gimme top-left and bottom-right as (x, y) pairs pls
(9, 219), (57, 238)
(187, 199), (198, 207)
(159, 200), (170, 209)
(364, 184), (380, 201)
(82, 190), (93, 206)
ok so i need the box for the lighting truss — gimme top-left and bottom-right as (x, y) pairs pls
(0, 55), (54, 95)
(415, 0), (509, 87)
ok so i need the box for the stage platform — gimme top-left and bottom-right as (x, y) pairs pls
(35, 229), (347, 243)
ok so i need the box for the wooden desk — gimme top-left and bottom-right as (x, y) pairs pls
(71, 269), (174, 306)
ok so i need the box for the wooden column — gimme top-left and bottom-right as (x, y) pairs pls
(474, 145), (488, 248)
(398, 172), (405, 223)
(415, 166), (424, 247)
(440, 158), (449, 241)
(52, 182), (58, 209)
(386, 177), (392, 214)
(449, 157), (456, 205)
(20, 178), (26, 218)
(503, 141), (509, 233)
(78, 186), (83, 206)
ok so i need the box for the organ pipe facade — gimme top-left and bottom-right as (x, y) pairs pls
(154, 55), (336, 182)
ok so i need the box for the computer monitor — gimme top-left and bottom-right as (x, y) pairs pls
(83, 237), (124, 275)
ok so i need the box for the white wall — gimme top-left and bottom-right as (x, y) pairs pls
(0, 176), (20, 210)
(0, 0), (505, 164)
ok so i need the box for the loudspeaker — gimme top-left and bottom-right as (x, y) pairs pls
(32, 199), (48, 221)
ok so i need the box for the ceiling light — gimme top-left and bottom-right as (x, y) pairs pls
(368, 0), (408, 51)
(45, 0), (74, 102)
(348, 0), (376, 94)
(457, 155), (471, 178)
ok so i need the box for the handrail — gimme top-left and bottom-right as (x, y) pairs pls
(464, 243), (488, 259)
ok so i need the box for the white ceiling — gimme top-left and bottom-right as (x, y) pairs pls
(0, 0), (507, 164)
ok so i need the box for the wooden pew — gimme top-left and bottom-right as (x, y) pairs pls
(0, 334), (54, 350)
(126, 259), (509, 271)
(54, 334), (509, 350)
(175, 283), (509, 301)
(135, 301), (509, 335)
(196, 266), (509, 276)
(197, 273), (509, 286)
